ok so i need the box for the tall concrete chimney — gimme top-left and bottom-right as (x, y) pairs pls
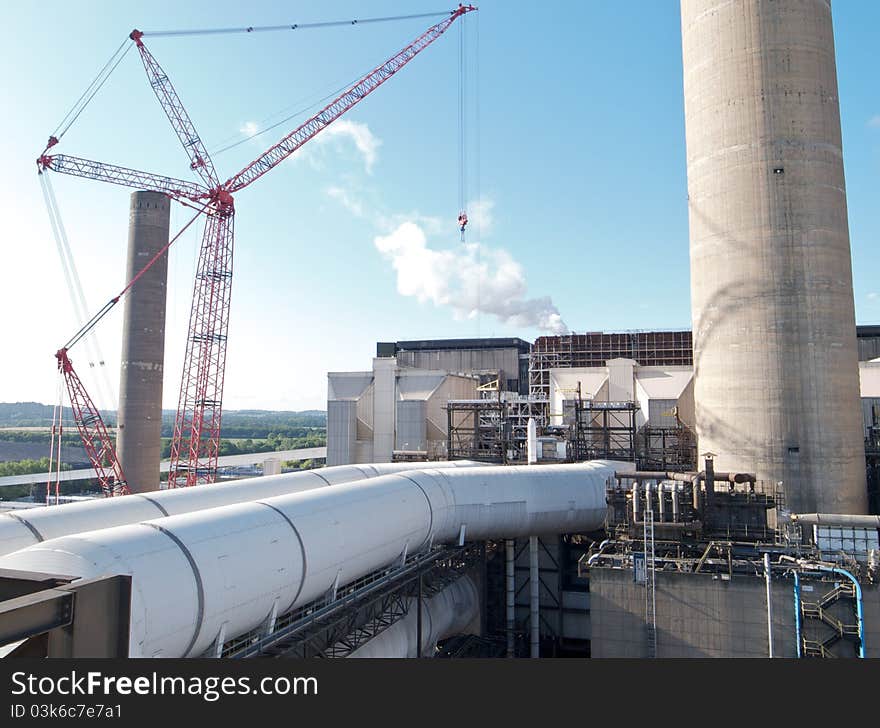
(117, 191), (170, 493)
(680, 0), (867, 513)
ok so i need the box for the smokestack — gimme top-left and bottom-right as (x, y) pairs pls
(680, 0), (867, 514)
(117, 191), (170, 493)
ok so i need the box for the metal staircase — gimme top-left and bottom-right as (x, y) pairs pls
(800, 582), (861, 658)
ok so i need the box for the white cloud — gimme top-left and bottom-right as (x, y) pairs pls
(376, 210), (446, 236)
(868, 292), (879, 300)
(239, 121), (259, 137)
(869, 116), (880, 128)
(317, 120), (381, 174)
(374, 222), (568, 334)
(466, 197), (495, 235)
(326, 186), (364, 217)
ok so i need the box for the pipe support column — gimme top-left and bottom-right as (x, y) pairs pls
(529, 535), (539, 659)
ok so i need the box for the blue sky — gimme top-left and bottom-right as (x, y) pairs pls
(1, 1), (878, 411)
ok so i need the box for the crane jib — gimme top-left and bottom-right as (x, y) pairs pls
(38, 5), (476, 493)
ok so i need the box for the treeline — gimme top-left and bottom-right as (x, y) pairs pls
(159, 411), (326, 438)
(0, 431), (84, 445)
(159, 432), (326, 458)
(0, 402), (326, 440)
(0, 457), (98, 501)
(0, 457), (71, 478)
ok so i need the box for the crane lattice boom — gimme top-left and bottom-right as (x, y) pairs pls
(56, 349), (130, 497)
(38, 5), (476, 490)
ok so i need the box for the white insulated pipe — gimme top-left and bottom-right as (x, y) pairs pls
(529, 535), (539, 658)
(0, 461), (621, 658)
(764, 552), (774, 658)
(790, 513), (880, 529)
(347, 574), (479, 658)
(0, 461), (481, 557)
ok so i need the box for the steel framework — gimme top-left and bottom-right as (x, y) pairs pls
(446, 395), (548, 464)
(571, 400), (638, 462)
(218, 544), (483, 658)
(638, 424), (697, 471)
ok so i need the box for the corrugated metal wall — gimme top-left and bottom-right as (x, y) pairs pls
(395, 400), (427, 451)
(396, 348), (523, 392)
(326, 401), (357, 466)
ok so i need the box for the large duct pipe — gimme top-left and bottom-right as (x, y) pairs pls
(616, 471), (755, 484)
(0, 461), (483, 557)
(347, 575), (479, 658)
(117, 191), (170, 494)
(681, 0), (867, 514)
(0, 461), (623, 657)
(790, 514), (880, 529)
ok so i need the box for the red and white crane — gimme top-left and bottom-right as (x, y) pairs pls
(38, 5), (476, 492)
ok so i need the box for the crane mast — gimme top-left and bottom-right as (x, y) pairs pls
(38, 5), (476, 491)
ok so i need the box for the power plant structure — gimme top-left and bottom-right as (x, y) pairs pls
(116, 191), (170, 494)
(681, 0), (867, 515)
(3, 2), (879, 660)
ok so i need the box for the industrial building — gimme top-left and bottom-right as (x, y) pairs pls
(328, 334), (880, 511)
(327, 338), (533, 465)
(327, 360), (478, 465)
(379, 338), (532, 395)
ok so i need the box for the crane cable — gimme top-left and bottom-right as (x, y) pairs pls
(46, 39), (132, 151)
(458, 16), (467, 244)
(209, 18), (466, 157)
(140, 10), (454, 38)
(457, 12), (481, 336)
(55, 203), (209, 354)
(40, 173), (116, 410)
(474, 10), (480, 338)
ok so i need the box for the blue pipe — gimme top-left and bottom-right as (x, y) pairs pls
(793, 570), (802, 658)
(816, 565), (865, 659)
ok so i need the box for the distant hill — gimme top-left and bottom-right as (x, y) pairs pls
(0, 402), (326, 437)
(0, 402), (62, 426)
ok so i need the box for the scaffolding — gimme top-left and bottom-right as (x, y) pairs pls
(446, 399), (507, 463)
(448, 393), (694, 469)
(638, 424), (697, 471)
(529, 330), (693, 401)
(446, 395), (548, 463)
(571, 399), (638, 462)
